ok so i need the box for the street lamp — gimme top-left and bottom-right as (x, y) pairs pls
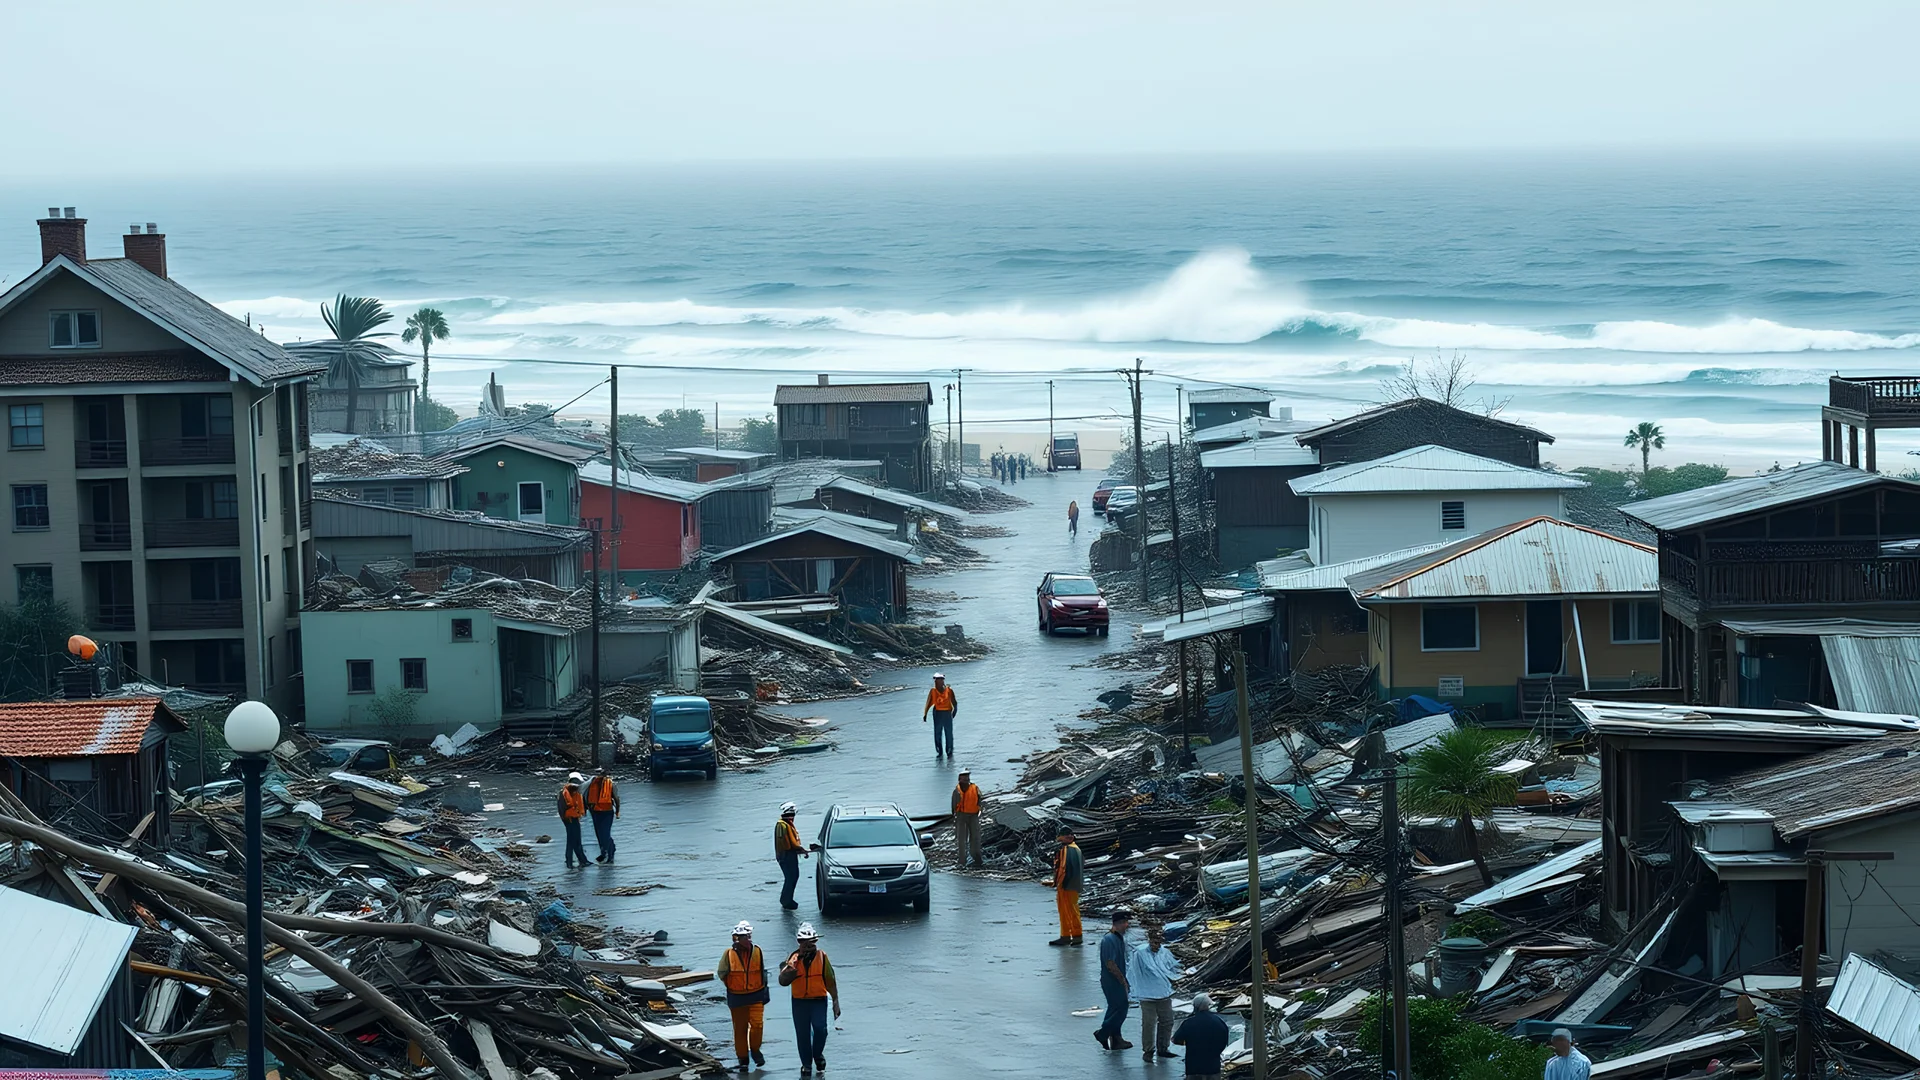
(224, 700), (280, 1080)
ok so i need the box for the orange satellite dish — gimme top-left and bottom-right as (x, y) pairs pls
(68, 635), (98, 660)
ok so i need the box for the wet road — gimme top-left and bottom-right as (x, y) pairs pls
(486, 472), (1170, 1079)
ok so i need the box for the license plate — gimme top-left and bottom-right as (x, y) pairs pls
(867, 883), (887, 894)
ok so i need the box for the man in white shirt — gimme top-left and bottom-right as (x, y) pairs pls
(1126, 924), (1183, 1062)
(1544, 1028), (1592, 1080)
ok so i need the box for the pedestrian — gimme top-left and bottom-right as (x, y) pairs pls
(586, 766), (620, 863)
(1020, 454), (1028, 480)
(1128, 924), (1181, 1062)
(951, 767), (984, 869)
(717, 921), (770, 1073)
(778, 923), (839, 1075)
(1068, 499), (1080, 536)
(1095, 910), (1135, 1050)
(557, 772), (590, 868)
(921, 672), (957, 757)
(1047, 826), (1083, 947)
(774, 802), (813, 910)
(1172, 992), (1230, 1080)
(1545, 1028), (1592, 1080)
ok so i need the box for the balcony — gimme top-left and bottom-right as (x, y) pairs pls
(299, 499), (311, 530)
(149, 600), (244, 630)
(78, 522), (132, 551)
(88, 604), (135, 632)
(1663, 550), (1920, 608)
(1830, 376), (1920, 419)
(141, 437), (235, 466)
(145, 519), (241, 548)
(74, 439), (128, 468)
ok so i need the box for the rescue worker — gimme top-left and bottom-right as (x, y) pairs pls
(717, 920), (769, 1073)
(921, 672), (957, 757)
(951, 767), (984, 869)
(586, 766), (620, 863)
(774, 802), (814, 910)
(778, 923), (839, 1075)
(557, 772), (589, 869)
(1047, 825), (1084, 946)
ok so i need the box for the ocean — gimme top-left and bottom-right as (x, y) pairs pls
(8, 151), (1920, 471)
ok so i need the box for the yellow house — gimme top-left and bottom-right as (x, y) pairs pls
(1349, 517), (1661, 722)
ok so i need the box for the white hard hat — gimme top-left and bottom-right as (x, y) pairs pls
(933, 672), (945, 679)
(958, 766), (972, 775)
(796, 923), (819, 941)
(780, 801), (797, 815)
(567, 772), (584, 783)
(733, 920), (754, 935)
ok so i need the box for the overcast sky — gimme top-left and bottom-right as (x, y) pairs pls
(7, 1), (1918, 174)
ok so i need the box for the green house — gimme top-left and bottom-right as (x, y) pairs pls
(443, 434), (597, 526)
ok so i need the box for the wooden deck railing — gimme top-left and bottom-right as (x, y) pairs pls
(1830, 376), (1920, 418)
(1665, 555), (1920, 607)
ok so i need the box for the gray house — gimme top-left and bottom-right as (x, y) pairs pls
(312, 493), (588, 586)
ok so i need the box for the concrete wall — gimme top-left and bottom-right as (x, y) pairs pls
(301, 609), (502, 734)
(1825, 815), (1920, 958)
(1310, 490), (1566, 564)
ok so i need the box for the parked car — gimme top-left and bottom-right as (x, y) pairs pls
(648, 694), (719, 780)
(1037, 571), (1111, 636)
(1091, 477), (1121, 513)
(1049, 432), (1083, 471)
(311, 739), (397, 774)
(815, 802), (931, 914)
(1104, 485), (1140, 525)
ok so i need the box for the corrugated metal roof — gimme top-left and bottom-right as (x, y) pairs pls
(823, 476), (972, 520)
(773, 507), (895, 533)
(1199, 440), (1319, 470)
(0, 886), (138, 1054)
(1294, 398), (1553, 446)
(311, 494), (589, 549)
(1291, 444), (1585, 496)
(1192, 416), (1315, 447)
(578, 460), (711, 503)
(710, 518), (923, 564)
(1187, 387), (1273, 405)
(662, 446), (773, 463)
(1712, 730), (1920, 839)
(1145, 597), (1275, 642)
(1621, 460), (1918, 531)
(0, 699), (166, 757)
(1723, 617), (1920, 638)
(1347, 517), (1655, 602)
(1454, 839), (1601, 911)
(1257, 542), (1448, 592)
(1827, 953), (1920, 1063)
(453, 433), (602, 466)
(1573, 697), (1909, 744)
(1822, 635), (1920, 714)
(772, 381), (931, 405)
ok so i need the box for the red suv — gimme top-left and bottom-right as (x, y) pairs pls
(1037, 572), (1110, 636)
(1091, 477), (1121, 514)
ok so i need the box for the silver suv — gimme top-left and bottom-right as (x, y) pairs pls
(815, 802), (931, 915)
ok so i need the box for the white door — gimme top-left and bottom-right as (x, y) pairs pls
(517, 481), (545, 523)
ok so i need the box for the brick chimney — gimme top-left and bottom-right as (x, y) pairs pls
(123, 222), (167, 277)
(816, 373), (830, 386)
(38, 206), (86, 265)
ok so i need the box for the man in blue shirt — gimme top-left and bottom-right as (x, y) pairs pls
(1095, 910), (1134, 1050)
(1173, 992), (1230, 1080)
(1544, 1028), (1592, 1080)
(1127, 924), (1182, 1061)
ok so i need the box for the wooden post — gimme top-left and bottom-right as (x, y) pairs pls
(1848, 425), (1860, 468)
(1866, 427), (1877, 473)
(1821, 420), (1831, 462)
(1234, 651), (1268, 1080)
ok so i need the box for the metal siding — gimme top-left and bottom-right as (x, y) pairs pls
(0, 887), (138, 1057)
(1827, 952), (1920, 1062)
(1351, 518), (1657, 601)
(1317, 492), (1571, 566)
(1200, 441), (1319, 469)
(1622, 460), (1908, 531)
(1820, 635), (1920, 713)
(313, 495), (585, 553)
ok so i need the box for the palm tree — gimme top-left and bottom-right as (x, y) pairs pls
(319, 295), (394, 434)
(1400, 726), (1520, 886)
(1624, 421), (1666, 476)
(401, 306), (451, 402)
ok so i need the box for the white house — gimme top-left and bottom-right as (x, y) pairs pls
(1290, 444), (1586, 564)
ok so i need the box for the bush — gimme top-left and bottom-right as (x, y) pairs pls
(365, 686), (419, 734)
(1357, 994), (1549, 1080)
(416, 396), (459, 432)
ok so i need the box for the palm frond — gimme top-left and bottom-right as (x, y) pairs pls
(402, 306), (451, 344)
(1400, 727), (1521, 820)
(321, 294), (395, 342)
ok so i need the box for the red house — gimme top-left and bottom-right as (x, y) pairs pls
(578, 461), (709, 575)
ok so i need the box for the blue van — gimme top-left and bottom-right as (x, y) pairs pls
(648, 695), (718, 780)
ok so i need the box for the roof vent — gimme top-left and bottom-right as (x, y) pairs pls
(129, 224), (142, 235)
(146, 222), (158, 233)
(63, 207), (76, 219)
(47, 206), (59, 217)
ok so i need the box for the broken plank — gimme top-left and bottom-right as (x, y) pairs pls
(468, 1019), (520, 1080)
(95, 810), (157, 894)
(659, 970), (713, 987)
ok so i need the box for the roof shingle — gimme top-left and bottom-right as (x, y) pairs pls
(0, 699), (166, 757)
(773, 381), (931, 405)
(0, 350), (229, 386)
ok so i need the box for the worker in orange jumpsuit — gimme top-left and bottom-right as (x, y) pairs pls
(1048, 825), (1084, 946)
(585, 766), (621, 863)
(717, 920), (769, 1073)
(557, 772), (589, 868)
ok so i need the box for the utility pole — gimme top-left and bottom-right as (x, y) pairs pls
(943, 384), (954, 482)
(714, 402), (721, 450)
(1382, 767), (1411, 1080)
(1234, 650), (1268, 1080)
(607, 367), (620, 605)
(1129, 358), (1150, 601)
(587, 519), (606, 765)
(1168, 435), (1192, 763)
(1047, 379), (1056, 473)
(1798, 849), (1894, 1080)
(955, 369), (966, 476)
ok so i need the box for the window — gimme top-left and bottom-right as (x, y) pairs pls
(284, 547), (295, 599)
(263, 555), (272, 602)
(259, 472), (268, 521)
(401, 658), (427, 691)
(9, 404), (44, 449)
(185, 479), (239, 520)
(49, 310), (101, 349)
(517, 480), (544, 521)
(15, 565), (52, 602)
(347, 659), (374, 693)
(266, 635), (275, 687)
(681, 504), (692, 536)
(181, 395), (233, 439)
(280, 466), (292, 511)
(12, 484), (49, 531)
(451, 617), (474, 642)
(188, 559), (243, 601)
(1612, 599), (1661, 644)
(1421, 605), (1479, 651)
(1440, 500), (1466, 531)
(388, 486), (417, 507)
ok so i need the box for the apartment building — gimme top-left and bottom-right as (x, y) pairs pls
(0, 210), (325, 713)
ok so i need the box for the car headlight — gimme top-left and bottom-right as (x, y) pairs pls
(1095, 599), (1108, 609)
(650, 739), (666, 751)
(826, 862), (853, 878)
(695, 737), (714, 750)
(904, 860), (926, 873)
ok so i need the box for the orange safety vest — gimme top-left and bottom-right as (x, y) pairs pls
(775, 818), (803, 855)
(722, 945), (766, 994)
(559, 786), (585, 821)
(789, 950), (830, 999)
(927, 685), (956, 712)
(586, 776), (616, 812)
(954, 783), (981, 814)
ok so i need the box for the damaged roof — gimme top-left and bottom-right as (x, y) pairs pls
(1572, 698), (1914, 745)
(309, 440), (470, 482)
(578, 460), (711, 503)
(1290, 445), (1584, 496)
(1293, 399), (1554, 446)
(1257, 542), (1448, 593)
(1621, 461), (1920, 531)
(1827, 953), (1920, 1063)
(0, 698), (177, 757)
(773, 380), (931, 405)
(1199, 440), (1319, 470)
(821, 476), (972, 519)
(1346, 517), (1655, 602)
(1187, 387), (1274, 405)
(1710, 730), (1920, 839)
(710, 518), (923, 564)
(448, 433), (603, 466)
(0, 886), (140, 1055)
(1191, 415), (1315, 447)
(311, 493), (589, 550)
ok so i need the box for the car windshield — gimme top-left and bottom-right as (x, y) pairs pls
(1096, 479), (1119, 490)
(1109, 488), (1138, 501)
(652, 711), (710, 734)
(1050, 577), (1101, 596)
(315, 747), (356, 766)
(828, 816), (917, 848)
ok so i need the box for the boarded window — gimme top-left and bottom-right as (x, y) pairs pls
(1421, 605), (1479, 651)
